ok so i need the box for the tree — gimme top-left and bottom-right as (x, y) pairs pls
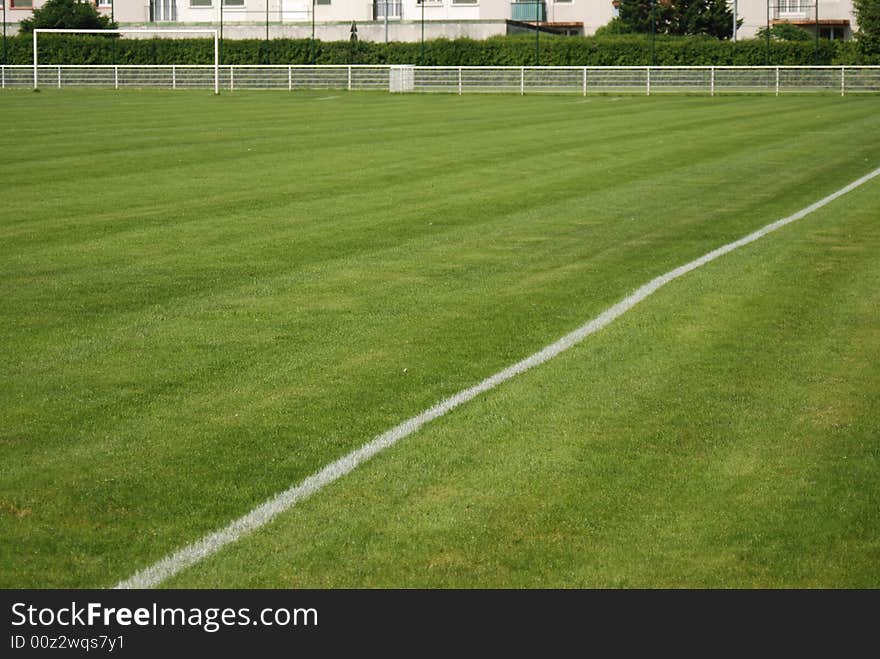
(18, 0), (117, 34)
(617, 0), (741, 39)
(854, 0), (880, 57)
(594, 17), (637, 37)
(756, 22), (813, 41)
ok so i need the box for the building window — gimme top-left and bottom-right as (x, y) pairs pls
(222, 0), (245, 6)
(11, 0), (34, 8)
(191, 0), (212, 6)
(451, 0), (477, 4)
(317, 0), (331, 4)
(778, 0), (809, 13)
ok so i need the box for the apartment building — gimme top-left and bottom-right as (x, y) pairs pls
(737, 0), (854, 39)
(0, 0), (858, 41)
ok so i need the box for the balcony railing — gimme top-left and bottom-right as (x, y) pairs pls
(770, 1), (815, 20)
(511, 2), (546, 22)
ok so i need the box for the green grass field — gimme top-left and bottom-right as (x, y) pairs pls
(1, 90), (879, 589)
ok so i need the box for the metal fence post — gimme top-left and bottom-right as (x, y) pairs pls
(230, 65), (234, 91)
(214, 31), (219, 95)
(172, 64), (176, 90)
(348, 65), (352, 91)
(458, 67), (462, 96)
(710, 66), (715, 97)
(288, 65), (292, 91)
(520, 67), (524, 96)
(775, 66), (779, 96)
(646, 67), (651, 96)
(841, 66), (845, 97)
(57, 65), (61, 89)
(115, 65), (119, 90)
(583, 67), (587, 96)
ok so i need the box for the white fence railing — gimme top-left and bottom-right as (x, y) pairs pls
(3, 65), (880, 95)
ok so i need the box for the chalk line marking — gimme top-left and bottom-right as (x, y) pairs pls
(115, 165), (880, 589)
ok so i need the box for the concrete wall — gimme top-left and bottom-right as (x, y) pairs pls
(111, 20), (510, 41)
(96, 1), (150, 22)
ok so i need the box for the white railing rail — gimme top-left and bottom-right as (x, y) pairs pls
(3, 65), (880, 96)
(33, 28), (220, 95)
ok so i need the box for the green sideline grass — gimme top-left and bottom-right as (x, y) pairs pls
(167, 179), (880, 588)
(0, 90), (878, 588)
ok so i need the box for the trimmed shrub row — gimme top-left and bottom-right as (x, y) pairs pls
(2, 33), (877, 67)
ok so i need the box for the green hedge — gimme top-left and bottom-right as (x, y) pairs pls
(3, 33), (877, 67)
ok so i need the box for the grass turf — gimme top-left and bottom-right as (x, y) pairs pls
(166, 177), (880, 588)
(1, 90), (878, 588)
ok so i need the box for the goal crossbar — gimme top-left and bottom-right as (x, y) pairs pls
(33, 28), (220, 94)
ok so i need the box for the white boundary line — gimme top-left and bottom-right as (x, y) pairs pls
(115, 165), (880, 589)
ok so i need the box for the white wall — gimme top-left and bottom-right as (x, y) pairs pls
(0, 0), (859, 42)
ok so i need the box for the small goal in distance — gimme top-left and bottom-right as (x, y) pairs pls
(32, 28), (220, 95)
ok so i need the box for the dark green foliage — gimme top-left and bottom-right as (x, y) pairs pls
(18, 0), (117, 34)
(2, 33), (858, 67)
(854, 0), (880, 58)
(756, 23), (814, 41)
(617, 0), (742, 39)
(594, 18), (637, 37)
(831, 38), (872, 64)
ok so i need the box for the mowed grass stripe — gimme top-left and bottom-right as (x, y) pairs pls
(165, 173), (880, 588)
(1, 92), (878, 587)
(3, 93), (873, 238)
(117, 165), (880, 589)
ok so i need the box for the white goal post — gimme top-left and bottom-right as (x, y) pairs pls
(33, 28), (220, 94)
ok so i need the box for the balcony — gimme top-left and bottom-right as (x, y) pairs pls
(511, 1), (546, 22)
(770, 0), (814, 20)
